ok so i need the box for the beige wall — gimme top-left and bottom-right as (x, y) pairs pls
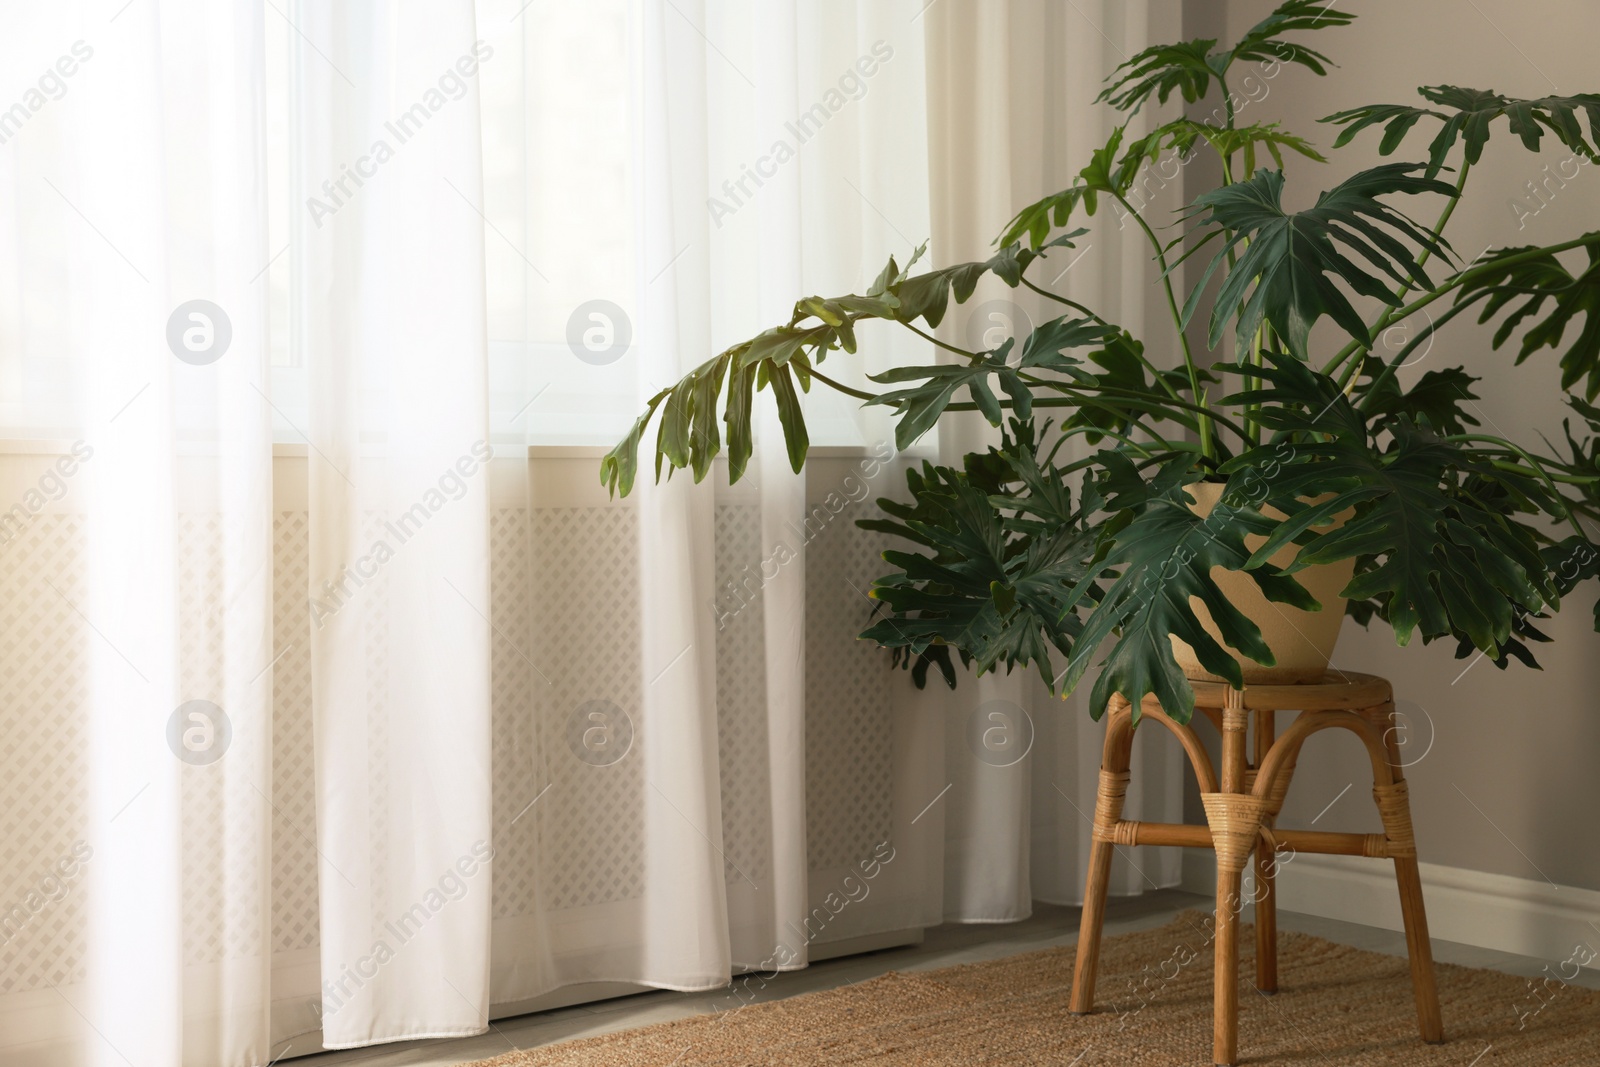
(1180, 0), (1600, 892)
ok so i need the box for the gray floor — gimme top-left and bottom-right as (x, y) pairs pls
(288, 890), (1600, 1066)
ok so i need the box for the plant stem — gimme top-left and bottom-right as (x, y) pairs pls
(1357, 233), (1600, 352)
(1014, 379), (1255, 442)
(1448, 433), (1586, 537)
(1019, 277), (1107, 323)
(808, 368), (878, 401)
(1329, 220), (1600, 389)
(901, 321), (982, 360)
(1248, 326), (1266, 446)
(1121, 347), (1189, 403)
(1064, 426), (1161, 458)
(1354, 298), (1481, 409)
(1007, 384), (1184, 449)
(1486, 460), (1597, 486)
(1114, 192), (1214, 458)
(1015, 272), (1189, 405)
(941, 397), (1171, 451)
(1412, 161), (1468, 279)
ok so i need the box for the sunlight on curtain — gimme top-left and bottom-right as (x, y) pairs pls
(469, 0), (1183, 1002)
(0, 3), (275, 1065)
(0, 2), (1184, 1063)
(473, 0), (923, 450)
(474, 0), (944, 1004)
(292, 0), (495, 1046)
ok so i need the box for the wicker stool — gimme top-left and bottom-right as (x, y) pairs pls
(1067, 672), (1443, 1066)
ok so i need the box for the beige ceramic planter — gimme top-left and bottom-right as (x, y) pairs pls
(1170, 482), (1355, 684)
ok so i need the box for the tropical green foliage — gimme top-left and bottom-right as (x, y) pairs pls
(998, 119), (1324, 251)
(604, 0), (1600, 722)
(1456, 243), (1600, 400)
(1181, 164), (1456, 358)
(1060, 454), (1319, 716)
(1324, 86), (1600, 177)
(600, 235), (1084, 495)
(858, 441), (1099, 687)
(1096, 0), (1355, 116)
(1225, 355), (1560, 652)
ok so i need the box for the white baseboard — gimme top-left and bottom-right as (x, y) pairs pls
(1182, 850), (1600, 968)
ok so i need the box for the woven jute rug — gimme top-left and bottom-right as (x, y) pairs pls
(468, 912), (1599, 1065)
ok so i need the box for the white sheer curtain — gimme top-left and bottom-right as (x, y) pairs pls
(0, 2), (1183, 1064)
(472, 0), (1183, 994)
(0, 2), (277, 1065)
(924, 0), (1186, 920)
(293, 0), (494, 1047)
(478, 0), (945, 1004)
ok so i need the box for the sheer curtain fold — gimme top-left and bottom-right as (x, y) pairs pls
(925, 0), (1184, 921)
(8, 2), (279, 1065)
(745, 0), (812, 975)
(294, 0), (495, 1046)
(636, 2), (732, 989)
(657, 0), (940, 978)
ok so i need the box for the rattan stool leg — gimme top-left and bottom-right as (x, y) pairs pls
(1394, 854), (1444, 1042)
(1371, 705), (1444, 1043)
(1069, 812), (1118, 1014)
(1253, 710), (1279, 994)
(1070, 698), (1134, 1014)
(1213, 859), (1242, 1065)
(1205, 693), (1256, 1066)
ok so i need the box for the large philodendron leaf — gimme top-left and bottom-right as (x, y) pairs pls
(1176, 121), (1327, 177)
(1214, 0), (1355, 73)
(1470, 535), (1600, 667)
(1559, 395), (1600, 524)
(599, 234), (1084, 496)
(1181, 164), (1457, 359)
(865, 315), (1122, 450)
(860, 465), (1018, 666)
(1360, 364), (1483, 438)
(1454, 242), (1600, 400)
(1097, 1), (1353, 117)
(1546, 533), (1600, 635)
(1224, 357), (1559, 654)
(858, 456), (1102, 690)
(999, 118), (1325, 251)
(1058, 455), (1318, 723)
(998, 125), (1146, 250)
(1324, 86), (1600, 177)
(1095, 39), (1219, 116)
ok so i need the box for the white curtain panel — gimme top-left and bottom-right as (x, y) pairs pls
(292, 0), (495, 1047)
(0, 1), (1182, 1064)
(0, 2), (277, 1065)
(479, 0), (946, 1003)
(923, 0), (1185, 920)
(473, 0), (1182, 993)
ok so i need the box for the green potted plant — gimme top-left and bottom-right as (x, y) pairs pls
(602, 0), (1600, 723)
